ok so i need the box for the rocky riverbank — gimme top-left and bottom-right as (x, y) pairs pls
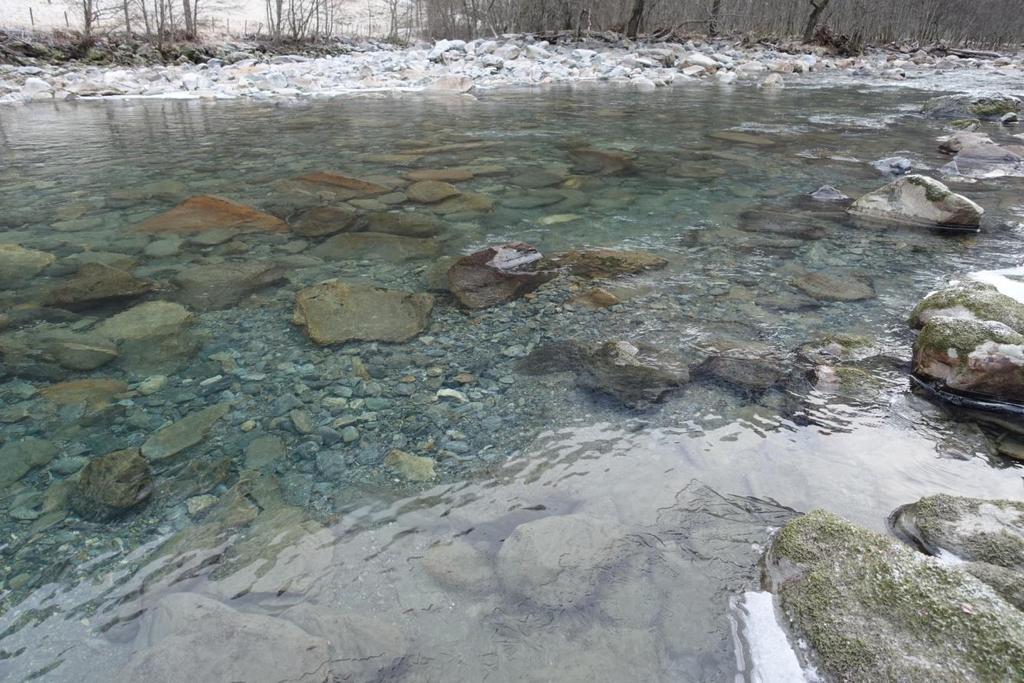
(2, 32), (1024, 104)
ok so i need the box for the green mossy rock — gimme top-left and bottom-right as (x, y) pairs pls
(767, 510), (1024, 682)
(909, 281), (1024, 333)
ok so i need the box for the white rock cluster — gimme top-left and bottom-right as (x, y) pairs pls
(0, 37), (1021, 105)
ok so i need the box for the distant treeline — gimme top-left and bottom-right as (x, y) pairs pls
(413, 0), (1024, 47)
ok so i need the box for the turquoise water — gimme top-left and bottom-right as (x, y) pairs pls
(0, 83), (1022, 681)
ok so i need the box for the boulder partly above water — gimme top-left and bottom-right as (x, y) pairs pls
(910, 282), (1024, 403)
(447, 243), (554, 309)
(766, 510), (1024, 682)
(921, 93), (1023, 121)
(292, 280), (434, 345)
(848, 175), (983, 229)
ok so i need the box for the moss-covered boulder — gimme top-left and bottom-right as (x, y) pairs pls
(848, 175), (983, 229)
(912, 316), (1024, 401)
(910, 281), (1024, 333)
(892, 495), (1024, 570)
(766, 510), (1024, 682)
(922, 93), (1023, 122)
(893, 494), (1024, 612)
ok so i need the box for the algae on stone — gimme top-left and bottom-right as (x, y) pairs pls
(909, 281), (1024, 333)
(767, 510), (1024, 682)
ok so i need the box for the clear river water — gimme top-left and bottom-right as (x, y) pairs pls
(0, 80), (1022, 681)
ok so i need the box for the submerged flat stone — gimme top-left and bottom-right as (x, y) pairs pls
(406, 180), (460, 204)
(0, 437), (58, 487)
(766, 510), (1024, 682)
(543, 248), (668, 279)
(39, 378), (128, 410)
(289, 205), (359, 238)
(141, 403), (231, 461)
(119, 593), (330, 683)
(292, 281), (433, 345)
(135, 195), (289, 234)
(792, 271), (875, 301)
(172, 262), (285, 311)
(448, 243), (554, 309)
(311, 232), (442, 262)
(294, 171), (390, 196)
(0, 243), (55, 288)
(43, 263), (153, 310)
(383, 448), (437, 482)
(356, 211), (446, 238)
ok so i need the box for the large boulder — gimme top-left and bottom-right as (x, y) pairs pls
(766, 510), (1024, 682)
(0, 243), (55, 288)
(909, 281), (1024, 332)
(892, 495), (1023, 570)
(71, 448), (154, 520)
(893, 495), (1024, 609)
(172, 262), (284, 311)
(848, 175), (983, 229)
(119, 593), (330, 683)
(43, 263), (153, 310)
(135, 195), (289, 235)
(447, 243), (555, 309)
(922, 93), (1022, 121)
(292, 281), (433, 345)
(912, 316), (1024, 401)
(497, 513), (627, 608)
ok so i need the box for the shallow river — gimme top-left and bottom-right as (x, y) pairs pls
(0, 81), (1022, 681)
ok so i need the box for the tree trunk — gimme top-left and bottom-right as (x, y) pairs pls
(182, 0), (194, 37)
(626, 0), (645, 39)
(123, 0), (132, 34)
(82, 0), (93, 35)
(802, 0), (830, 43)
(709, 0), (722, 36)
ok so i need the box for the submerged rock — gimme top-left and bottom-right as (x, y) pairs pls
(792, 271), (875, 301)
(406, 180), (460, 204)
(71, 448), (154, 520)
(522, 339), (688, 407)
(542, 248), (667, 279)
(922, 93), (1023, 121)
(697, 352), (790, 392)
(172, 262), (284, 311)
(93, 300), (197, 374)
(568, 147), (636, 175)
(356, 211), (446, 238)
(289, 205), (359, 237)
(422, 540), (496, 593)
(311, 232), (441, 262)
(292, 171), (389, 196)
(135, 195), (289, 235)
(941, 132), (1024, 178)
(909, 281), (1024, 333)
(497, 513), (627, 609)
(0, 243), (55, 288)
(119, 593), (330, 683)
(766, 510), (1024, 682)
(447, 243), (555, 309)
(0, 437), (58, 487)
(809, 185), (850, 202)
(292, 281), (433, 345)
(141, 403), (231, 461)
(848, 175), (983, 229)
(43, 263), (153, 310)
(383, 448), (437, 482)
(737, 207), (827, 240)
(912, 316), (1024, 401)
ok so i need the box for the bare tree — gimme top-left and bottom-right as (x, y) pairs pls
(625, 0), (645, 38)
(802, 0), (832, 42)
